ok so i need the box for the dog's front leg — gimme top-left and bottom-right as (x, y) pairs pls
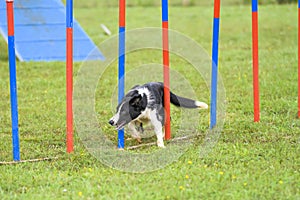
(150, 111), (165, 148)
(128, 122), (142, 143)
(154, 124), (165, 148)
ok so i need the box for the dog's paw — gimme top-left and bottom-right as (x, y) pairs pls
(136, 137), (142, 143)
(157, 140), (166, 148)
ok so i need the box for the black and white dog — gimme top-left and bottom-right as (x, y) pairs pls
(108, 82), (208, 148)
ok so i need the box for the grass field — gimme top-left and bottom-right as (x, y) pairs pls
(0, 3), (299, 200)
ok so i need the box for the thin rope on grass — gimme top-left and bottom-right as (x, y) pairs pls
(126, 134), (199, 150)
(0, 157), (59, 165)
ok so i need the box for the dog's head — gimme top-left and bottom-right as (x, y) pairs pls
(109, 90), (148, 130)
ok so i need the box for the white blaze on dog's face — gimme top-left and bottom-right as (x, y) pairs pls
(109, 90), (148, 130)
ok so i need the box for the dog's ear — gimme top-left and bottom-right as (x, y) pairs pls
(129, 94), (142, 106)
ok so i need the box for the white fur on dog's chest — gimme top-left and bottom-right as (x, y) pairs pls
(133, 108), (152, 124)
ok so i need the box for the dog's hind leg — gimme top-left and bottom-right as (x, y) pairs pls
(128, 122), (142, 143)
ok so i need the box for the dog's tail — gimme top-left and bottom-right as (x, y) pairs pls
(170, 92), (208, 109)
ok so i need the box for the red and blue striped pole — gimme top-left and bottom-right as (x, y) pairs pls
(66, 0), (74, 153)
(298, 0), (300, 118)
(162, 0), (171, 140)
(210, 0), (220, 129)
(6, 0), (20, 161)
(118, 0), (126, 149)
(252, 0), (260, 122)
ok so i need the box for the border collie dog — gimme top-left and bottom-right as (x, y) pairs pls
(109, 82), (208, 148)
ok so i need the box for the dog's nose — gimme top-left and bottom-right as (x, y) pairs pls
(108, 120), (114, 126)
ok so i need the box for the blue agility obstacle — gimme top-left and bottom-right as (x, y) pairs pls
(6, 0), (20, 161)
(0, 0), (104, 61)
(210, 0), (221, 129)
(118, 0), (126, 149)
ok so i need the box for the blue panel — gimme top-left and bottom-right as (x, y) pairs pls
(0, 8), (66, 26)
(4, 24), (90, 42)
(0, 0), (104, 61)
(0, 23), (66, 45)
(14, 39), (102, 61)
(13, 0), (64, 9)
(210, 17), (220, 129)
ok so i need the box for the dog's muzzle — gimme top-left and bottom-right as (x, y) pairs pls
(108, 119), (126, 130)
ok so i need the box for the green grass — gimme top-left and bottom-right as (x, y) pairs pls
(0, 4), (299, 200)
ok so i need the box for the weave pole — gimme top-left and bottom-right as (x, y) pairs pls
(210, 0), (221, 129)
(118, 0), (126, 149)
(6, 0), (20, 161)
(298, 0), (300, 118)
(162, 0), (171, 140)
(252, 0), (260, 122)
(66, 0), (74, 153)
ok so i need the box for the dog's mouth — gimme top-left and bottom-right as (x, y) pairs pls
(116, 121), (126, 130)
